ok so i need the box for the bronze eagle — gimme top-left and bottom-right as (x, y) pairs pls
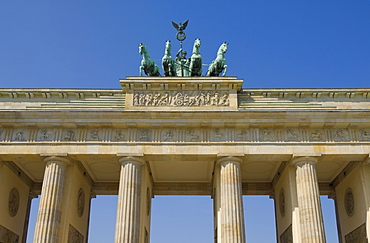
(172, 20), (189, 32)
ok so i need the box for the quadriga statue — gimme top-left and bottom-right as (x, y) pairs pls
(206, 42), (228, 76)
(139, 43), (160, 76)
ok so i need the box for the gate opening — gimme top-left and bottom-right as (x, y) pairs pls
(151, 196), (214, 243)
(88, 195), (117, 243)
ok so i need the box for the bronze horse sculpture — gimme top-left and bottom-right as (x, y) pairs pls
(162, 40), (176, 76)
(139, 43), (160, 76)
(207, 42), (228, 76)
(189, 38), (202, 76)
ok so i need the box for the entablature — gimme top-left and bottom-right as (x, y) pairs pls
(0, 122), (370, 144)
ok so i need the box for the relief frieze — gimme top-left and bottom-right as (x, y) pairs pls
(0, 224), (19, 243)
(89, 129), (101, 141)
(2, 126), (370, 144)
(345, 223), (367, 243)
(311, 130), (324, 141)
(334, 128), (349, 141)
(286, 129), (299, 141)
(14, 131), (26, 141)
(64, 130), (76, 141)
(133, 91), (230, 107)
(114, 130), (125, 141)
(68, 224), (84, 243)
(280, 225), (293, 243)
(163, 130), (175, 141)
(38, 129), (52, 141)
(187, 130), (199, 142)
(236, 130), (248, 141)
(360, 129), (370, 141)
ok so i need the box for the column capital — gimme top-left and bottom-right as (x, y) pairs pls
(217, 156), (243, 166)
(118, 156), (146, 166)
(43, 155), (71, 166)
(291, 156), (318, 167)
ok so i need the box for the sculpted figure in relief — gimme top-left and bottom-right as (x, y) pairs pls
(115, 130), (125, 141)
(90, 130), (100, 140)
(215, 129), (223, 140)
(139, 129), (149, 141)
(164, 130), (174, 141)
(8, 188), (19, 217)
(219, 94), (230, 106)
(133, 91), (229, 107)
(335, 129), (348, 141)
(361, 129), (370, 140)
(64, 130), (75, 141)
(287, 129), (298, 140)
(237, 130), (247, 140)
(40, 130), (51, 140)
(311, 130), (323, 140)
(187, 130), (199, 141)
(15, 131), (25, 141)
(262, 130), (271, 139)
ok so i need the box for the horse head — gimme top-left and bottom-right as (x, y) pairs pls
(139, 43), (146, 55)
(165, 40), (171, 53)
(192, 38), (201, 54)
(218, 42), (228, 54)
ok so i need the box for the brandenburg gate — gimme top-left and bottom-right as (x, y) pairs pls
(0, 76), (369, 242)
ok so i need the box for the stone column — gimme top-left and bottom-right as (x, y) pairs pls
(34, 156), (70, 243)
(218, 156), (246, 243)
(292, 157), (326, 243)
(114, 156), (145, 243)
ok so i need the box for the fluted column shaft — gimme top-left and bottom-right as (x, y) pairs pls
(293, 157), (326, 243)
(218, 157), (246, 243)
(34, 156), (70, 243)
(114, 156), (145, 243)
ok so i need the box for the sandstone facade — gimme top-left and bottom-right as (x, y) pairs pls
(0, 77), (369, 242)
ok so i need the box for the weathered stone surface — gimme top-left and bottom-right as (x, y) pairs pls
(345, 224), (367, 243)
(280, 225), (293, 243)
(33, 156), (70, 243)
(114, 157), (145, 243)
(292, 157), (326, 243)
(218, 156), (245, 243)
(0, 225), (19, 243)
(0, 77), (370, 242)
(68, 224), (84, 243)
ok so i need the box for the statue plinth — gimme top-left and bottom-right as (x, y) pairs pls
(120, 77), (243, 111)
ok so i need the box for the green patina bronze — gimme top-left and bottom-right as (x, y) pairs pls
(138, 20), (228, 77)
(206, 42), (228, 77)
(172, 20), (189, 48)
(189, 38), (202, 76)
(162, 40), (176, 76)
(139, 43), (160, 77)
(175, 48), (190, 77)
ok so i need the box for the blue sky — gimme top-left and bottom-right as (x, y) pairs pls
(1, 1), (369, 242)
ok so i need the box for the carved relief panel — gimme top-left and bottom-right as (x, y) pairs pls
(3, 125), (370, 144)
(345, 224), (367, 243)
(133, 91), (230, 107)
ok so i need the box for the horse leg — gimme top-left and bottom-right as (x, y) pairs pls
(154, 65), (160, 76)
(140, 66), (144, 76)
(222, 65), (228, 77)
